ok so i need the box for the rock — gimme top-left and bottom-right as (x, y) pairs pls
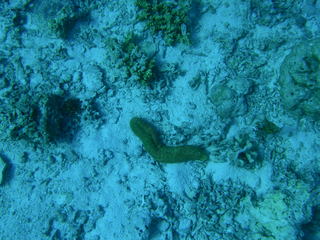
(0, 156), (7, 185)
(279, 38), (320, 120)
(209, 84), (247, 119)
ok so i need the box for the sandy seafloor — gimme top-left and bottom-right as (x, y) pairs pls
(0, 0), (320, 239)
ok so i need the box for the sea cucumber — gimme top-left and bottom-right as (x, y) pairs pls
(130, 117), (209, 163)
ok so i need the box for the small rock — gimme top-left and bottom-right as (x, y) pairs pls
(0, 156), (7, 185)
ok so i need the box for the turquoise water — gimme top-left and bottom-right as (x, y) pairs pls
(0, 0), (319, 239)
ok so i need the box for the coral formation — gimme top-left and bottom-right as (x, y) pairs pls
(135, 0), (191, 45)
(48, 6), (81, 39)
(209, 84), (247, 119)
(32, 0), (90, 39)
(249, 0), (300, 27)
(106, 33), (157, 86)
(209, 132), (264, 170)
(231, 133), (262, 170)
(0, 86), (82, 143)
(192, 179), (255, 239)
(43, 94), (82, 142)
(247, 184), (311, 240)
(130, 117), (208, 163)
(279, 38), (320, 120)
(0, 86), (41, 142)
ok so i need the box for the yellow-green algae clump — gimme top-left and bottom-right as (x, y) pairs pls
(130, 117), (209, 163)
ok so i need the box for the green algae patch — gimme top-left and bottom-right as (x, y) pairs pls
(130, 117), (209, 163)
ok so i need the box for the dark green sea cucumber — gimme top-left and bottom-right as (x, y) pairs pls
(130, 117), (209, 163)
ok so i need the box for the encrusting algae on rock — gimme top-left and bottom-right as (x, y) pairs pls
(130, 117), (209, 163)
